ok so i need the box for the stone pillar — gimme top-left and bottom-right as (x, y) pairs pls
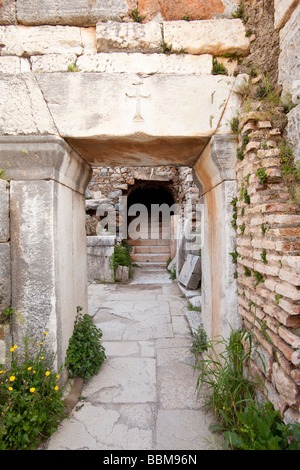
(193, 135), (241, 340)
(0, 135), (92, 370)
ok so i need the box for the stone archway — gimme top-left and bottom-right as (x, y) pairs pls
(0, 26), (248, 367)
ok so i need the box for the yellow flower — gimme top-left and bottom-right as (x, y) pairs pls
(0, 370), (3, 374)
(40, 342), (43, 345)
(40, 357), (44, 360)
(29, 388), (35, 393)
(28, 367), (32, 371)
(56, 375), (59, 379)
(10, 347), (14, 352)
(54, 386), (58, 391)
(14, 345), (17, 350)
(44, 332), (48, 335)
(45, 371), (50, 376)
(9, 376), (15, 382)
(8, 387), (13, 391)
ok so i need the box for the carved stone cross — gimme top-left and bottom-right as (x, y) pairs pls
(126, 82), (151, 122)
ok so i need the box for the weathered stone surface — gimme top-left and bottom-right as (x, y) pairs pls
(0, 25), (85, 56)
(0, 180), (9, 242)
(274, 0), (300, 29)
(0, 0), (16, 25)
(77, 52), (213, 75)
(286, 104), (300, 164)
(115, 265), (130, 283)
(178, 254), (201, 289)
(0, 243), (10, 313)
(138, 0), (240, 21)
(87, 235), (116, 283)
(0, 73), (56, 135)
(96, 20), (162, 53)
(0, 56), (30, 73)
(30, 53), (78, 73)
(278, 3), (300, 98)
(163, 19), (250, 55)
(35, 72), (236, 166)
(272, 362), (299, 407)
(0, 136), (92, 194)
(16, 0), (128, 25)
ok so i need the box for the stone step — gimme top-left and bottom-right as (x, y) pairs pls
(131, 253), (170, 263)
(127, 239), (170, 247)
(134, 245), (170, 254)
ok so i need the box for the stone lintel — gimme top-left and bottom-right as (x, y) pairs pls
(0, 135), (92, 195)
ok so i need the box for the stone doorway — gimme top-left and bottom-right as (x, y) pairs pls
(126, 180), (176, 265)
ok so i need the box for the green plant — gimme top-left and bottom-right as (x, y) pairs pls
(68, 63), (78, 72)
(194, 328), (260, 430)
(187, 301), (201, 312)
(232, 2), (244, 19)
(182, 15), (191, 21)
(190, 325), (208, 358)
(168, 265), (176, 281)
(130, 8), (145, 23)
(0, 336), (65, 450)
(275, 294), (283, 305)
(240, 184), (250, 204)
(260, 249), (268, 264)
(65, 306), (106, 382)
(161, 40), (172, 54)
(224, 401), (300, 450)
(111, 241), (135, 281)
(230, 197), (238, 230)
(243, 266), (251, 277)
(253, 270), (264, 286)
(0, 169), (6, 179)
(229, 248), (238, 263)
(230, 116), (240, 135)
(212, 58), (228, 75)
(256, 167), (267, 185)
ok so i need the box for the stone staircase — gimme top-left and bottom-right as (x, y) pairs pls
(127, 217), (171, 266)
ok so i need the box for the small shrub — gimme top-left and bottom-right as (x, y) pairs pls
(111, 241), (135, 281)
(65, 306), (106, 382)
(130, 8), (145, 23)
(0, 336), (65, 450)
(190, 325), (208, 358)
(224, 402), (300, 450)
(230, 116), (240, 135)
(256, 167), (267, 185)
(212, 58), (228, 75)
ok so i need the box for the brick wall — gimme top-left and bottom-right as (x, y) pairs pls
(235, 108), (300, 423)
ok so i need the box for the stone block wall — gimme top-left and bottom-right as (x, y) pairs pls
(235, 110), (300, 423)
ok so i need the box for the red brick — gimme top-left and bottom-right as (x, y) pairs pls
(138, 0), (226, 21)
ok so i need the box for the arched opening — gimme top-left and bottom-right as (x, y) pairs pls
(125, 180), (177, 265)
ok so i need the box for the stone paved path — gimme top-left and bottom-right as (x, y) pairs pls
(45, 266), (215, 450)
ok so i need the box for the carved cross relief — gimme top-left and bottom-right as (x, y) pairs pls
(125, 81), (151, 122)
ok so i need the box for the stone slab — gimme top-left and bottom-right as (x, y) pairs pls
(77, 52), (213, 75)
(163, 18), (250, 55)
(155, 409), (215, 450)
(0, 25), (86, 56)
(0, 74), (56, 136)
(178, 254), (201, 289)
(83, 357), (157, 403)
(16, 0), (129, 26)
(96, 20), (162, 53)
